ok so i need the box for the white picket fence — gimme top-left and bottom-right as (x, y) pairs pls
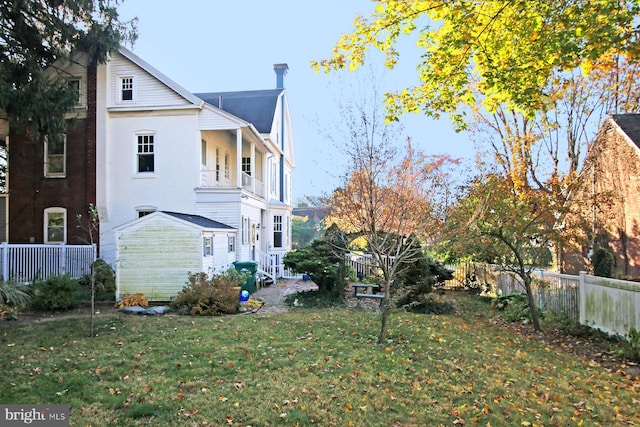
(0, 243), (97, 283)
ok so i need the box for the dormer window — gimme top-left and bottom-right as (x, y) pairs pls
(120, 76), (134, 101)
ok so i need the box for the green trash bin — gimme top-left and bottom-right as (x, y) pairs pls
(233, 261), (258, 293)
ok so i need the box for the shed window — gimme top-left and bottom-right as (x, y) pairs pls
(228, 235), (235, 253)
(203, 236), (213, 256)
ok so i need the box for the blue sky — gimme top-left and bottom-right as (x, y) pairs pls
(117, 0), (474, 202)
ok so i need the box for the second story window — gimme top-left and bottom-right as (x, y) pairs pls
(44, 135), (66, 177)
(137, 134), (154, 173)
(242, 157), (251, 176)
(68, 79), (81, 105)
(120, 77), (134, 101)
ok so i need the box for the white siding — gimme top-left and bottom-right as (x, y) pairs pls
(116, 216), (203, 301)
(198, 106), (244, 130)
(108, 52), (192, 108)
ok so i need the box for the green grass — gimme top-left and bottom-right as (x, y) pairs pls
(0, 294), (638, 426)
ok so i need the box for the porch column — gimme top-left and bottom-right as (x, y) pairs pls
(236, 128), (242, 189)
(250, 142), (256, 193)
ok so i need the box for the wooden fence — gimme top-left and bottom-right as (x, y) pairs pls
(0, 243), (97, 283)
(447, 261), (638, 336)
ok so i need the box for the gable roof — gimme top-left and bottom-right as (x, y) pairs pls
(611, 114), (640, 149)
(118, 46), (204, 108)
(194, 89), (283, 133)
(162, 212), (234, 230)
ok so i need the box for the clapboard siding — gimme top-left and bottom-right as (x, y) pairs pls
(116, 217), (202, 300)
(108, 52), (192, 108)
(198, 105), (244, 130)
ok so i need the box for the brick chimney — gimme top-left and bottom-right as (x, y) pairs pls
(274, 63), (289, 89)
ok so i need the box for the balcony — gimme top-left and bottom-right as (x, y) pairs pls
(200, 169), (265, 198)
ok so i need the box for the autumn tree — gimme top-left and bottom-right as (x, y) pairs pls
(313, 1), (640, 126)
(0, 0), (137, 139)
(448, 172), (562, 331)
(327, 138), (451, 343)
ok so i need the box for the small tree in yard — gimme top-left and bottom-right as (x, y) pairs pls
(448, 173), (563, 331)
(326, 137), (453, 344)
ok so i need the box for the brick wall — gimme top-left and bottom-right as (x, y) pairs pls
(8, 62), (97, 245)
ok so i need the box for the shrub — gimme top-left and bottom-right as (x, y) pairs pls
(592, 247), (615, 278)
(395, 239), (453, 308)
(491, 293), (542, 324)
(78, 259), (116, 301)
(283, 238), (346, 294)
(171, 269), (246, 316)
(31, 274), (81, 311)
(116, 293), (149, 308)
(0, 281), (31, 309)
(624, 328), (640, 362)
(0, 281), (31, 320)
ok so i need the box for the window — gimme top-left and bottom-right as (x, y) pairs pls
(273, 215), (283, 248)
(242, 157), (251, 176)
(120, 77), (134, 101)
(44, 208), (66, 243)
(242, 216), (250, 244)
(270, 160), (278, 194)
(44, 135), (66, 177)
(215, 148), (220, 181)
(68, 79), (81, 104)
(203, 236), (213, 256)
(137, 134), (154, 173)
(201, 140), (207, 167)
(224, 152), (230, 179)
(228, 235), (235, 253)
(138, 210), (154, 218)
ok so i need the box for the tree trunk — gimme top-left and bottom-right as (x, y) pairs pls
(377, 278), (393, 344)
(523, 274), (542, 332)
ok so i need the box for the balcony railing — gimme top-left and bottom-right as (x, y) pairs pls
(200, 169), (265, 198)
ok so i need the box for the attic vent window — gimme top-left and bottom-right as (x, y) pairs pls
(120, 77), (134, 101)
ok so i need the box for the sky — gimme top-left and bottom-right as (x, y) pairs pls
(116, 0), (474, 202)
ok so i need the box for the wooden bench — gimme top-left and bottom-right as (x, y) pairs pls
(351, 283), (384, 304)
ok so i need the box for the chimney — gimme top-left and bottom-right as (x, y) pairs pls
(274, 63), (289, 89)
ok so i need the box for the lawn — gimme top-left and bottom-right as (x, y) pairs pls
(0, 293), (638, 426)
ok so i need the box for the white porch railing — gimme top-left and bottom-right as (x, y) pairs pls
(255, 249), (287, 283)
(200, 169), (265, 198)
(0, 243), (97, 283)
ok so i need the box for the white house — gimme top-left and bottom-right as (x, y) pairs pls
(96, 47), (295, 285)
(114, 211), (237, 300)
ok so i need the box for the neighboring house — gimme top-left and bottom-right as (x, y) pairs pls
(563, 114), (640, 279)
(7, 47), (295, 293)
(114, 211), (236, 300)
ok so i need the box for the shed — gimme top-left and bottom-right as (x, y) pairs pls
(114, 211), (237, 301)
